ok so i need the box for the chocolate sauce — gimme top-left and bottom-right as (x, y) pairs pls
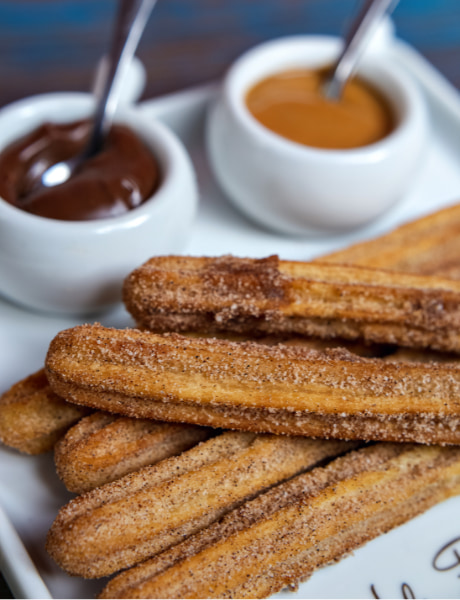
(0, 120), (160, 220)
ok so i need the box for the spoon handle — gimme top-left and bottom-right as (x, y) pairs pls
(86, 0), (157, 157)
(325, 0), (398, 100)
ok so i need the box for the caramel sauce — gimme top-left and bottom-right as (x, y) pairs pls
(0, 120), (160, 221)
(246, 68), (395, 149)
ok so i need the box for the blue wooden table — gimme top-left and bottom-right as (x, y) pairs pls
(0, 0), (459, 108)
(0, 0), (459, 597)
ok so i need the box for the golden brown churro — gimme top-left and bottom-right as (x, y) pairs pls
(123, 255), (460, 353)
(46, 431), (350, 578)
(46, 324), (460, 445)
(99, 443), (460, 599)
(322, 202), (460, 277)
(54, 412), (213, 493)
(0, 369), (89, 454)
(383, 347), (460, 364)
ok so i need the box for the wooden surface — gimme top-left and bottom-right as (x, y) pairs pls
(1, 1), (460, 598)
(0, 0), (459, 109)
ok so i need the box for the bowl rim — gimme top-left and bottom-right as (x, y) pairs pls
(0, 92), (188, 233)
(223, 34), (428, 163)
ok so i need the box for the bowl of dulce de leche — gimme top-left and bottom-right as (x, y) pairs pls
(0, 92), (197, 315)
(207, 28), (428, 235)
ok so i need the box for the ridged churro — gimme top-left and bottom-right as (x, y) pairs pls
(54, 412), (213, 493)
(322, 201), (460, 278)
(0, 369), (89, 454)
(46, 431), (350, 578)
(383, 347), (460, 364)
(99, 443), (460, 599)
(46, 324), (460, 445)
(123, 255), (460, 353)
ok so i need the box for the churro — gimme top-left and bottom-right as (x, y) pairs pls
(46, 324), (460, 445)
(54, 412), (213, 493)
(0, 369), (89, 454)
(322, 201), (460, 278)
(99, 443), (460, 599)
(383, 347), (460, 364)
(123, 255), (460, 353)
(46, 431), (350, 578)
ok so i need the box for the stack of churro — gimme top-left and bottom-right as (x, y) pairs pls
(2, 202), (460, 598)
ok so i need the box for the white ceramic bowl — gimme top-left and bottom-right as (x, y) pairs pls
(0, 93), (197, 315)
(206, 35), (428, 235)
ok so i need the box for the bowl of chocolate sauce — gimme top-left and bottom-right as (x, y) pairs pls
(0, 93), (197, 314)
(0, 119), (160, 222)
(206, 31), (428, 235)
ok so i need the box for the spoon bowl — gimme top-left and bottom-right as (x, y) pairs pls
(0, 93), (198, 314)
(36, 0), (157, 192)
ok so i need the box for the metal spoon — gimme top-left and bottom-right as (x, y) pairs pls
(324, 0), (399, 100)
(39, 0), (157, 189)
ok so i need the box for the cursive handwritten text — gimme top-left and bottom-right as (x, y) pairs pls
(432, 536), (460, 576)
(370, 583), (416, 599)
(370, 534), (460, 598)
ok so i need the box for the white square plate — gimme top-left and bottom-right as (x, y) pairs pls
(1, 25), (460, 599)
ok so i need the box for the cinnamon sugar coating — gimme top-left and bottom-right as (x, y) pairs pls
(45, 324), (460, 445)
(54, 412), (213, 493)
(0, 368), (89, 454)
(100, 443), (460, 599)
(323, 201), (460, 278)
(123, 255), (460, 353)
(46, 431), (350, 578)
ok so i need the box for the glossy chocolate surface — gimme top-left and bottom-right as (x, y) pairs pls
(0, 120), (160, 220)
